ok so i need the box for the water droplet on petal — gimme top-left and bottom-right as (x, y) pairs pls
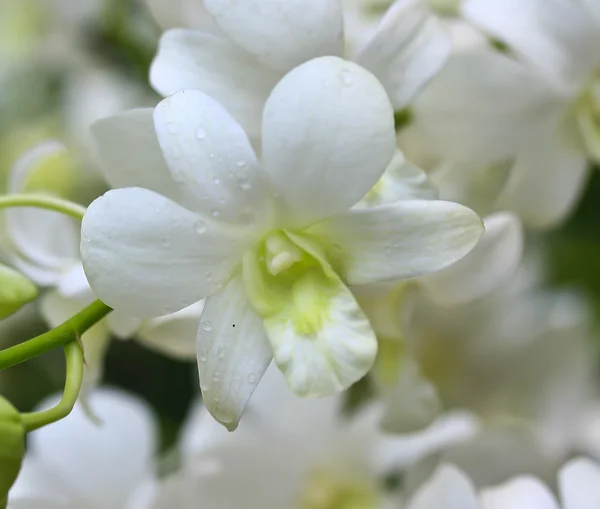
(196, 127), (207, 140)
(247, 373), (256, 384)
(238, 177), (251, 191)
(384, 246), (393, 256)
(194, 220), (207, 234)
(339, 69), (353, 86)
(167, 122), (177, 134)
(211, 209), (220, 218)
(200, 321), (213, 332)
(213, 176), (221, 185)
(236, 161), (245, 167)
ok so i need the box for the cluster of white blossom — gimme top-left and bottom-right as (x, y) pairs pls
(1, 0), (600, 508)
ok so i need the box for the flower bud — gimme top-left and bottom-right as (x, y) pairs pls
(0, 264), (38, 319)
(0, 397), (25, 509)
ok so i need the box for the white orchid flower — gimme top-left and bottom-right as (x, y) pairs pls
(406, 465), (482, 509)
(406, 463), (557, 509)
(402, 0), (600, 228)
(480, 458), (600, 509)
(407, 458), (600, 509)
(0, 142), (203, 388)
(149, 0), (450, 139)
(83, 57), (483, 429)
(148, 367), (479, 509)
(8, 389), (157, 509)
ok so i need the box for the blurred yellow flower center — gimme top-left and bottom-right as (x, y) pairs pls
(574, 76), (600, 163)
(299, 471), (381, 509)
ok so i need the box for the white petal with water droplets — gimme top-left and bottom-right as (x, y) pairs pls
(81, 187), (246, 318)
(154, 89), (274, 231)
(310, 200), (483, 285)
(261, 57), (395, 228)
(197, 274), (273, 430)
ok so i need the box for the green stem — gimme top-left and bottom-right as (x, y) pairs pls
(20, 341), (84, 432)
(0, 300), (112, 370)
(0, 194), (86, 220)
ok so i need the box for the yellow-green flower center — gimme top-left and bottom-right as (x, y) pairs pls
(243, 230), (337, 336)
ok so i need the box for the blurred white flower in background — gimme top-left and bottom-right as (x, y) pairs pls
(8, 389), (157, 509)
(147, 367), (479, 509)
(479, 457), (600, 508)
(353, 210), (524, 433)
(400, 0), (600, 228)
(400, 457), (600, 508)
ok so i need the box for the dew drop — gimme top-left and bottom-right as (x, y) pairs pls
(384, 246), (393, 256)
(238, 177), (251, 191)
(213, 176), (221, 185)
(194, 220), (207, 234)
(211, 208), (221, 218)
(236, 161), (245, 167)
(339, 69), (354, 86)
(217, 347), (225, 359)
(196, 127), (207, 139)
(200, 321), (213, 332)
(247, 373), (256, 384)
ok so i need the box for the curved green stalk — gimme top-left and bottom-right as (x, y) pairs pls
(0, 300), (112, 370)
(20, 341), (84, 432)
(0, 194), (86, 220)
